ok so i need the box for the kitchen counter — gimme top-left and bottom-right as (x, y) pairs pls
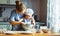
(0, 32), (60, 36)
(0, 22), (45, 31)
(0, 22), (10, 25)
(0, 22), (45, 25)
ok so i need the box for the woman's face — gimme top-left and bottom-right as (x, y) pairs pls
(21, 10), (25, 14)
(18, 9), (25, 14)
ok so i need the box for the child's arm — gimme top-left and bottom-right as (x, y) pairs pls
(31, 17), (35, 25)
(31, 18), (35, 28)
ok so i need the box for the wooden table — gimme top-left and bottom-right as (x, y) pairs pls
(0, 33), (60, 36)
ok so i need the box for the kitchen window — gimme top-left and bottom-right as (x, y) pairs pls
(47, 0), (60, 33)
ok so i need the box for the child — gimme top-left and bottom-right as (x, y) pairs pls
(20, 9), (35, 30)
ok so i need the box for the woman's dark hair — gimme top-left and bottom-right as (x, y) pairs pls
(15, 1), (20, 5)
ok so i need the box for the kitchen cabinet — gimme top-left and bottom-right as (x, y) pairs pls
(10, 0), (16, 4)
(0, 0), (7, 4)
(0, 0), (16, 4)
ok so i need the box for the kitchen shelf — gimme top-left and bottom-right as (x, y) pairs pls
(0, 4), (16, 8)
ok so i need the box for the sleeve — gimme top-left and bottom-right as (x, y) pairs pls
(9, 10), (16, 21)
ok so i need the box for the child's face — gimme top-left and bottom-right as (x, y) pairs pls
(25, 15), (31, 19)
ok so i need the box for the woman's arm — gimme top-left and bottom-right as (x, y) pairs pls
(9, 21), (21, 25)
(9, 10), (23, 25)
(9, 19), (24, 25)
(9, 18), (26, 26)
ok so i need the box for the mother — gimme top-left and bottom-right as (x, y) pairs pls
(9, 1), (26, 31)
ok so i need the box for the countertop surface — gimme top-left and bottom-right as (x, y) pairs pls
(0, 21), (44, 25)
(0, 22), (10, 25)
(0, 32), (60, 36)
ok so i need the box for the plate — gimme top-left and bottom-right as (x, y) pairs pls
(4, 31), (33, 34)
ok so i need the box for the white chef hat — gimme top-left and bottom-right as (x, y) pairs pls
(25, 8), (34, 16)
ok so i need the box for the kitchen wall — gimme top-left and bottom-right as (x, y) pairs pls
(40, 0), (47, 25)
(0, 8), (14, 21)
